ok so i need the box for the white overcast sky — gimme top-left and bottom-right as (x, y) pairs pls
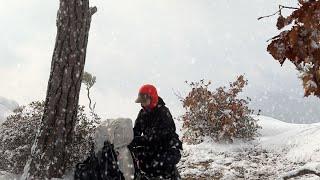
(0, 0), (319, 123)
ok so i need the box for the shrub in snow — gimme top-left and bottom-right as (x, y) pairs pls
(0, 101), (98, 174)
(180, 75), (261, 144)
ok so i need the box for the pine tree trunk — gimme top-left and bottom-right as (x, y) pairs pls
(22, 0), (97, 179)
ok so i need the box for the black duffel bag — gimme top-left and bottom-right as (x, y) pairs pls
(74, 141), (125, 180)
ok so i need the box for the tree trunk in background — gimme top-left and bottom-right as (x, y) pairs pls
(22, 0), (97, 179)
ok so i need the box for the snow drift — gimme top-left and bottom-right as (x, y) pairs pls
(258, 115), (320, 163)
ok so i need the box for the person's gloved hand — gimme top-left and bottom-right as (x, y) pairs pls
(153, 148), (181, 166)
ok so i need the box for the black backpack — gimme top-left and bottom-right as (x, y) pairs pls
(74, 141), (125, 180)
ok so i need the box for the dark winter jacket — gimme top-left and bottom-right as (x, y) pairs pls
(129, 97), (183, 179)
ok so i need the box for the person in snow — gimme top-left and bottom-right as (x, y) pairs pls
(129, 84), (183, 180)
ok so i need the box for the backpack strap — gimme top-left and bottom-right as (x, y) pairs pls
(101, 141), (125, 180)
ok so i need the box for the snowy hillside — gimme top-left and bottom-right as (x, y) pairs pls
(0, 115), (319, 179)
(0, 97), (18, 124)
(258, 116), (320, 163)
(178, 116), (320, 179)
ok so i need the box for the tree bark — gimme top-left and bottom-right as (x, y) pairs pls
(22, 0), (96, 179)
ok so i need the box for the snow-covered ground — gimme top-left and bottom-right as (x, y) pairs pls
(0, 115), (319, 179)
(179, 115), (320, 179)
(259, 116), (320, 163)
(0, 97), (18, 124)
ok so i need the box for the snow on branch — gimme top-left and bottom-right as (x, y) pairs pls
(262, 0), (320, 97)
(283, 169), (320, 180)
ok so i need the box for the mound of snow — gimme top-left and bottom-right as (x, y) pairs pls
(257, 116), (320, 162)
(0, 97), (18, 111)
(0, 97), (18, 124)
(255, 115), (301, 137)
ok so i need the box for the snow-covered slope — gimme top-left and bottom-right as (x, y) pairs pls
(258, 116), (320, 163)
(0, 97), (18, 124)
(0, 115), (319, 179)
(179, 115), (320, 179)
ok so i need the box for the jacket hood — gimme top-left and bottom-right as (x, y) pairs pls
(157, 97), (165, 106)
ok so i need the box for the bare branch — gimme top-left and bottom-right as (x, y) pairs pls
(258, 10), (280, 20)
(279, 5), (299, 10)
(93, 102), (96, 111)
(172, 88), (184, 101)
(258, 5), (299, 20)
(283, 169), (320, 180)
(90, 6), (97, 16)
(86, 87), (93, 111)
